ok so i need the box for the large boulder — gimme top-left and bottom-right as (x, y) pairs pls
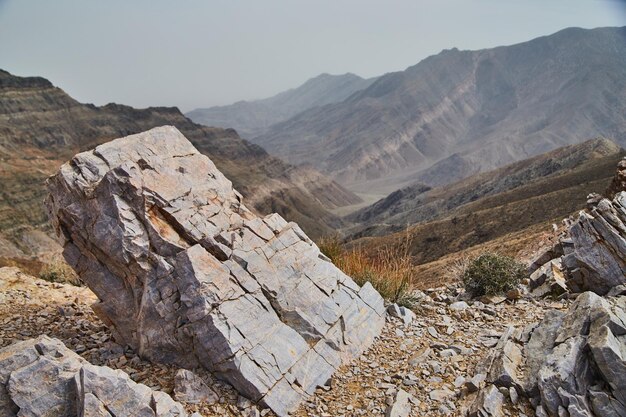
(45, 126), (386, 416)
(0, 336), (189, 417)
(466, 292), (626, 417)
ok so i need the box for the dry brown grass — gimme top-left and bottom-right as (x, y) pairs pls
(318, 232), (415, 306)
(39, 255), (80, 286)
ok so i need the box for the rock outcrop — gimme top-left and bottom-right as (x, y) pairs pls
(563, 191), (626, 294)
(0, 336), (190, 417)
(606, 157), (626, 199)
(45, 126), (386, 416)
(528, 157), (626, 296)
(467, 292), (626, 417)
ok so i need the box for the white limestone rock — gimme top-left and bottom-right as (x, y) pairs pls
(45, 126), (386, 416)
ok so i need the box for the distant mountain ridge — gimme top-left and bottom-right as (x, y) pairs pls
(250, 26), (626, 194)
(348, 137), (625, 267)
(348, 137), (623, 236)
(186, 73), (377, 138)
(0, 69), (360, 267)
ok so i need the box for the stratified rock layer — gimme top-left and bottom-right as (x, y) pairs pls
(528, 157), (626, 297)
(0, 336), (189, 417)
(45, 126), (386, 416)
(564, 191), (626, 294)
(468, 292), (626, 417)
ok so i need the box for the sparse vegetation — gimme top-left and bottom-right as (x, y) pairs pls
(461, 252), (526, 297)
(39, 257), (80, 286)
(318, 233), (414, 307)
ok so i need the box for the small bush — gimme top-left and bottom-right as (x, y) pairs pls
(462, 253), (526, 297)
(318, 234), (414, 306)
(39, 257), (81, 286)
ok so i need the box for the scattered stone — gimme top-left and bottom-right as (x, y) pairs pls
(467, 292), (626, 416)
(449, 301), (470, 311)
(174, 369), (219, 404)
(45, 126), (386, 416)
(428, 388), (454, 402)
(509, 387), (518, 405)
(468, 384), (504, 417)
(385, 389), (412, 417)
(427, 327), (439, 338)
(0, 336), (189, 416)
(387, 303), (416, 326)
(479, 295), (507, 305)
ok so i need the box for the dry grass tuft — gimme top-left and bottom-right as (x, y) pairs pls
(318, 232), (415, 307)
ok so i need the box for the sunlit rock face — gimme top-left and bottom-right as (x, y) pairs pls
(46, 126), (385, 416)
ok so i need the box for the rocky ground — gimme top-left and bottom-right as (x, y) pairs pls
(0, 266), (572, 417)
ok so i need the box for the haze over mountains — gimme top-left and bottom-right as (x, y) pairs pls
(350, 137), (625, 269)
(186, 73), (377, 139)
(194, 26), (626, 198)
(0, 69), (360, 266)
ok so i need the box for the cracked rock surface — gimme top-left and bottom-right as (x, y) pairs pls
(564, 190), (626, 294)
(467, 291), (626, 417)
(45, 126), (385, 416)
(527, 156), (626, 297)
(0, 335), (190, 417)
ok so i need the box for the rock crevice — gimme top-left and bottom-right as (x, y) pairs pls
(46, 126), (385, 416)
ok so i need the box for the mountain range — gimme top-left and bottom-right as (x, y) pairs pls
(186, 73), (377, 139)
(239, 26), (626, 197)
(0, 69), (360, 269)
(350, 137), (625, 268)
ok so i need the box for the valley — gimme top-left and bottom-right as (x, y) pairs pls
(2, 10), (626, 417)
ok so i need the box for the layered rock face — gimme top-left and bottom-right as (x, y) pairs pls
(45, 126), (386, 416)
(527, 157), (626, 296)
(468, 292), (626, 417)
(0, 336), (190, 417)
(563, 190), (626, 294)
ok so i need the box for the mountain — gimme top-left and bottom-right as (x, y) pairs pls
(252, 26), (626, 194)
(186, 73), (376, 138)
(348, 138), (625, 267)
(0, 69), (360, 267)
(349, 137), (622, 233)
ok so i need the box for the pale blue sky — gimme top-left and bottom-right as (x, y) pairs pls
(0, 0), (624, 111)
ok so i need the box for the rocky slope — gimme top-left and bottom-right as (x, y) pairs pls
(252, 26), (626, 193)
(349, 138), (623, 234)
(0, 266), (552, 417)
(2, 134), (626, 417)
(0, 69), (360, 270)
(0, 336), (193, 417)
(186, 73), (376, 139)
(347, 139), (625, 271)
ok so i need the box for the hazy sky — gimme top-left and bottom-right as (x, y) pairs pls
(1, 0), (625, 112)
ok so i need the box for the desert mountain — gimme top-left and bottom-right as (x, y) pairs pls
(348, 137), (625, 268)
(252, 26), (626, 194)
(349, 137), (622, 232)
(0, 69), (360, 267)
(186, 73), (376, 139)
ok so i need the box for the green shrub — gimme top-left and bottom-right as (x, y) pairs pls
(462, 253), (526, 297)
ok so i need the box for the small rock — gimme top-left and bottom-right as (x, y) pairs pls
(385, 388), (412, 417)
(174, 369), (219, 404)
(449, 301), (470, 311)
